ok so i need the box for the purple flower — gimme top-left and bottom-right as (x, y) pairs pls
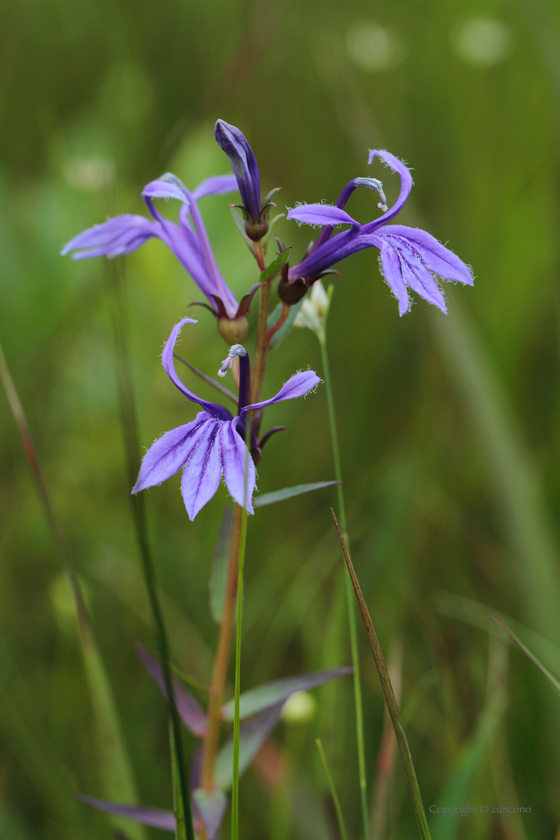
(286, 151), (473, 315)
(61, 173), (254, 329)
(132, 318), (320, 520)
(215, 120), (277, 241)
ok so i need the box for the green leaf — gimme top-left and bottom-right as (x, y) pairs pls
(259, 248), (291, 283)
(253, 481), (340, 509)
(222, 667), (351, 721)
(209, 507), (234, 623)
(268, 299), (304, 349)
(77, 601), (147, 840)
(215, 705), (284, 790)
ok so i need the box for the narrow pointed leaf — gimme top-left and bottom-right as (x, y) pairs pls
(259, 248), (291, 283)
(215, 704), (285, 790)
(316, 739), (349, 840)
(193, 788), (227, 840)
(253, 481), (341, 509)
(77, 794), (175, 832)
(209, 507), (234, 623)
(136, 645), (207, 737)
(222, 667), (352, 721)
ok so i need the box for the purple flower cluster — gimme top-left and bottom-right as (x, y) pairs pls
(62, 120), (472, 519)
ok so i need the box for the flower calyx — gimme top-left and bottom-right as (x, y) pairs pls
(190, 284), (260, 345)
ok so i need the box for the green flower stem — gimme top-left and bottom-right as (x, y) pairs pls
(318, 330), (369, 840)
(231, 426), (251, 840)
(201, 504), (243, 789)
(106, 259), (195, 840)
(332, 513), (432, 840)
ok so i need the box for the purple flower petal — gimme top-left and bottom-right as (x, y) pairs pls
(161, 319), (232, 421)
(142, 177), (189, 203)
(380, 225), (474, 286)
(179, 185), (240, 318)
(377, 240), (411, 316)
(192, 175), (239, 201)
(364, 150), (413, 230)
(287, 227), (361, 282)
(132, 413), (210, 493)
(378, 232), (447, 313)
(181, 420), (224, 520)
(221, 419), (255, 513)
(286, 204), (360, 229)
(61, 215), (157, 259)
(77, 794), (175, 832)
(215, 120), (261, 221)
(244, 370), (321, 413)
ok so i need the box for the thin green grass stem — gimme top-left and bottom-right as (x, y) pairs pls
(231, 421), (251, 840)
(316, 738), (349, 840)
(318, 331), (369, 840)
(332, 513), (431, 840)
(106, 259), (195, 840)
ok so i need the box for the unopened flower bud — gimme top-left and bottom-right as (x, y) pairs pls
(281, 690), (317, 724)
(294, 280), (332, 336)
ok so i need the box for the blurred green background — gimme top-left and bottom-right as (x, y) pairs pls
(2, 0), (560, 837)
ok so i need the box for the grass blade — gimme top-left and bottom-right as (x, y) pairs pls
(315, 739), (348, 840)
(493, 615), (560, 697)
(0, 334), (146, 839)
(105, 257), (195, 840)
(331, 510), (431, 840)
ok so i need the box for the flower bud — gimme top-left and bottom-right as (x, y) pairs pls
(294, 280), (331, 335)
(281, 690), (317, 724)
(277, 272), (308, 305)
(217, 315), (249, 345)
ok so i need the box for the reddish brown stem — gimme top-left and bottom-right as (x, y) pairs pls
(265, 302), (291, 345)
(200, 504), (244, 789)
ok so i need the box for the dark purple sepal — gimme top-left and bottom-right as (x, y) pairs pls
(135, 644), (207, 737)
(258, 426), (287, 450)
